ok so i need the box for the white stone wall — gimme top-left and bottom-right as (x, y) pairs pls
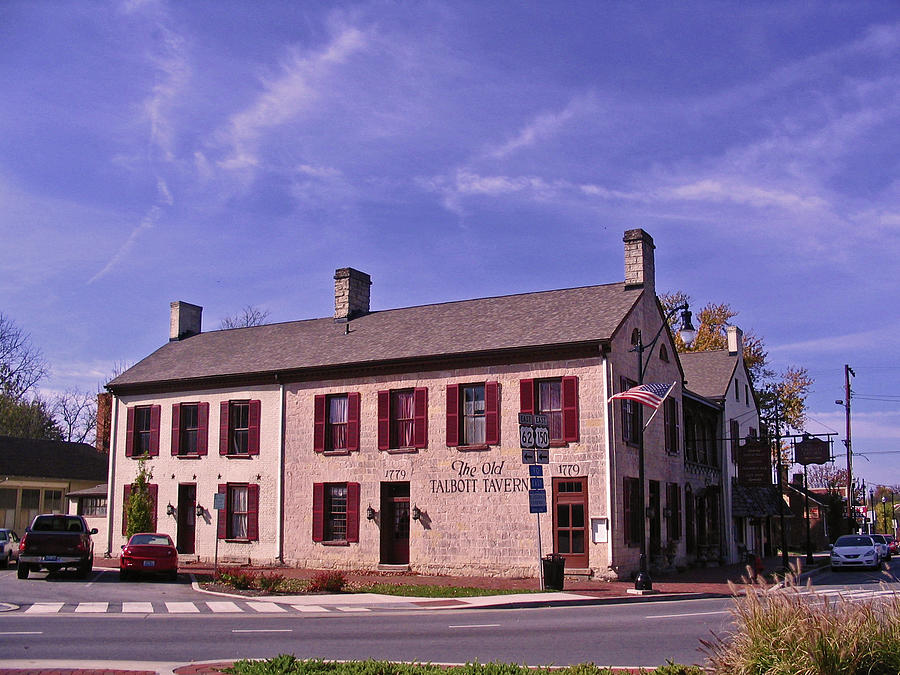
(282, 358), (611, 578)
(108, 385), (281, 563)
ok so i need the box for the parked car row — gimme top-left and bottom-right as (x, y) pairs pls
(830, 533), (896, 571)
(11, 513), (179, 582)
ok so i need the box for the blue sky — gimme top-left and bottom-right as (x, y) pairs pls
(2, 1), (899, 488)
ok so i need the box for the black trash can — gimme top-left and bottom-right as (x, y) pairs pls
(542, 554), (565, 590)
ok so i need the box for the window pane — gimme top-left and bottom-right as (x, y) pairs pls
(231, 402), (249, 453)
(328, 395), (348, 450)
(558, 531), (571, 554)
(538, 381), (563, 441)
(44, 490), (63, 513)
(571, 505), (585, 528)
(327, 484), (348, 541)
(462, 385), (486, 445)
(557, 504), (570, 528)
(181, 404), (199, 454)
(393, 391), (415, 447)
(230, 486), (248, 539)
(572, 531), (585, 554)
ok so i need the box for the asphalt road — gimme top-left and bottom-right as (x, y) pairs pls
(0, 561), (898, 669)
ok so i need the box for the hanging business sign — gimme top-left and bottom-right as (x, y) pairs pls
(794, 436), (830, 466)
(738, 440), (772, 486)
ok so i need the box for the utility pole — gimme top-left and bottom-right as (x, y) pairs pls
(774, 391), (789, 571)
(843, 365), (855, 528)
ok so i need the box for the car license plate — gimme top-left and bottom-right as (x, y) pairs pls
(143, 560), (155, 567)
(42, 555), (60, 562)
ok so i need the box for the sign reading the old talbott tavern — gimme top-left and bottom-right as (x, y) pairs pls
(738, 440), (772, 486)
(794, 436), (830, 466)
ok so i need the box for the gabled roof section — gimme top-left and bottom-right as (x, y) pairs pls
(109, 283), (642, 390)
(679, 349), (740, 400)
(0, 436), (108, 482)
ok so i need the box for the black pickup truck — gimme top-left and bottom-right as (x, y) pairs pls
(17, 513), (97, 579)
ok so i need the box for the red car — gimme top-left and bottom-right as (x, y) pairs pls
(120, 533), (178, 581)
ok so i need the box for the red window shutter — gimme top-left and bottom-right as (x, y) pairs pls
(197, 402), (209, 456)
(445, 384), (459, 447)
(248, 400), (261, 456)
(346, 482), (360, 543)
(313, 395), (326, 453)
(149, 483), (158, 532)
(347, 393), (360, 452)
(125, 408), (135, 457)
(562, 376), (579, 442)
(171, 403), (181, 456)
(312, 483), (325, 542)
(247, 484), (259, 541)
(519, 379), (535, 414)
(377, 390), (390, 450)
(149, 405), (160, 456)
(217, 484), (227, 539)
(122, 485), (131, 535)
(413, 387), (428, 448)
(485, 381), (500, 445)
(219, 401), (230, 455)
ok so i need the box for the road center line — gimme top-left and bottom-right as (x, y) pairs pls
(232, 629), (293, 633)
(0, 631), (42, 635)
(647, 610), (729, 619)
(448, 624), (501, 629)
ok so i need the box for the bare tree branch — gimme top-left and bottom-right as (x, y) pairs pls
(219, 305), (271, 330)
(51, 388), (98, 444)
(0, 313), (48, 400)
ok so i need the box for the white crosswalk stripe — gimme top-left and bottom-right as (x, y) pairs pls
(74, 602), (108, 613)
(25, 602), (64, 614)
(165, 601), (200, 613)
(207, 601), (242, 613)
(14, 600), (397, 615)
(247, 601), (287, 613)
(122, 602), (153, 613)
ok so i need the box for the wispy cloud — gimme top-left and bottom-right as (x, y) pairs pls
(88, 178), (172, 284)
(217, 28), (368, 171)
(486, 96), (594, 159)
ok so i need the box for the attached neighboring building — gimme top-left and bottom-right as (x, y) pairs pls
(680, 330), (768, 563)
(0, 436), (108, 533)
(108, 229), (713, 579)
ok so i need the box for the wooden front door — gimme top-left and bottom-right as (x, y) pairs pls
(176, 483), (196, 554)
(552, 477), (588, 569)
(380, 482), (410, 565)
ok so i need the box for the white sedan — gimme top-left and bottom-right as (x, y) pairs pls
(830, 534), (880, 571)
(0, 529), (19, 568)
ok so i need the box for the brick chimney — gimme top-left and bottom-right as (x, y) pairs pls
(169, 301), (202, 341)
(95, 392), (112, 453)
(623, 229), (655, 296)
(334, 268), (371, 321)
(727, 325), (744, 356)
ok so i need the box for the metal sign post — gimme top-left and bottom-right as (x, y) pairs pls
(213, 492), (225, 575)
(521, 415), (550, 588)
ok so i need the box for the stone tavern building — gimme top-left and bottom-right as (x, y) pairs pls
(106, 229), (751, 580)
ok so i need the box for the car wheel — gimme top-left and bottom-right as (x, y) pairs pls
(168, 570), (178, 582)
(17, 563), (29, 579)
(76, 559), (92, 579)
(119, 569), (129, 581)
(0, 553), (8, 569)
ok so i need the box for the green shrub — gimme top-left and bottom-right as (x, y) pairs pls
(257, 572), (285, 593)
(216, 566), (259, 590)
(306, 570), (347, 593)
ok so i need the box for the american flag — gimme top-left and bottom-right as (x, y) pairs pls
(608, 382), (675, 410)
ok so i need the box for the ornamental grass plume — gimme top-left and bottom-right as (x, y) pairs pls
(702, 565), (900, 674)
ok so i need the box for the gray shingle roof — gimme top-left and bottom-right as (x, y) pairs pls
(109, 283), (642, 389)
(679, 350), (739, 400)
(732, 484), (788, 518)
(0, 436), (108, 482)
